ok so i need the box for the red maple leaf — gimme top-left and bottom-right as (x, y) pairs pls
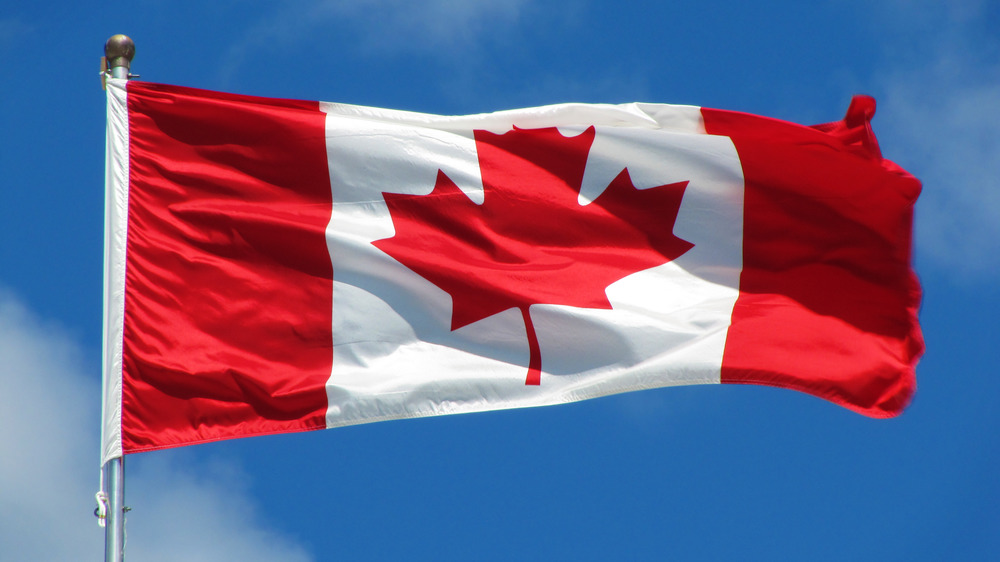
(373, 126), (693, 385)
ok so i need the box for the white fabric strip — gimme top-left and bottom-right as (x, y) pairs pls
(321, 101), (744, 428)
(101, 80), (130, 465)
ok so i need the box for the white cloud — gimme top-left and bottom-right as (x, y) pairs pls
(0, 292), (100, 561)
(873, 1), (1000, 280)
(0, 291), (313, 562)
(311, 0), (531, 52)
(219, 0), (534, 84)
(882, 73), (1000, 279)
(124, 456), (313, 562)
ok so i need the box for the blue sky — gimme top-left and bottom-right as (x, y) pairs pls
(1, 1), (998, 560)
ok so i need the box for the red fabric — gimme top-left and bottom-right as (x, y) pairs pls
(121, 82), (333, 453)
(704, 97), (923, 417)
(372, 126), (692, 386)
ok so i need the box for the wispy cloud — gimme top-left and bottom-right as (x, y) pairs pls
(124, 456), (314, 562)
(872, 1), (1000, 280)
(0, 292), (100, 561)
(219, 0), (534, 85)
(0, 290), (312, 562)
(311, 0), (532, 53)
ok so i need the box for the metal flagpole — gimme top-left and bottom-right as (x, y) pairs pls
(103, 456), (125, 562)
(101, 33), (134, 562)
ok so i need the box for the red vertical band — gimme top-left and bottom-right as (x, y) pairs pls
(704, 99), (923, 417)
(121, 82), (333, 452)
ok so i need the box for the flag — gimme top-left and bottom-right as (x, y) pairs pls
(101, 80), (922, 463)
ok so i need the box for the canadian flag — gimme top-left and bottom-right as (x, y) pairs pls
(101, 80), (922, 463)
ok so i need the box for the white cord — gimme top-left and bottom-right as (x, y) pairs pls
(95, 491), (109, 528)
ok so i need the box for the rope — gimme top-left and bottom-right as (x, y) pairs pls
(95, 491), (109, 528)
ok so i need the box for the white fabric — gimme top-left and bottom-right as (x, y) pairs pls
(320, 101), (744, 428)
(101, 80), (129, 465)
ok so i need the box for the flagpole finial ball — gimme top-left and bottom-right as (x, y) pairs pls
(104, 34), (135, 69)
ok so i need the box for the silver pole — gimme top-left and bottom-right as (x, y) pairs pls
(102, 34), (134, 562)
(104, 457), (125, 562)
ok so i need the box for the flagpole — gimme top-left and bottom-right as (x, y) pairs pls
(103, 456), (125, 562)
(102, 33), (134, 562)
